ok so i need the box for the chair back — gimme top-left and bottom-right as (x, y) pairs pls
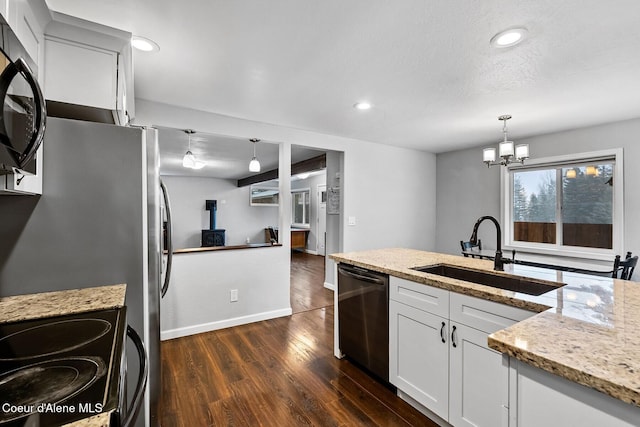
(612, 252), (638, 280)
(266, 227), (278, 244)
(460, 240), (482, 258)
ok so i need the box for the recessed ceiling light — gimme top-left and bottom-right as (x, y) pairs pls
(353, 102), (372, 110)
(131, 36), (160, 52)
(490, 28), (528, 48)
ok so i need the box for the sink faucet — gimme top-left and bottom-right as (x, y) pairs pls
(469, 215), (509, 271)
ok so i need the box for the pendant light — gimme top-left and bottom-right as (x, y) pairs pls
(249, 138), (261, 172)
(182, 130), (205, 169)
(482, 115), (530, 167)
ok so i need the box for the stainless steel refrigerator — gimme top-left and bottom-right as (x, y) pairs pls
(0, 117), (166, 427)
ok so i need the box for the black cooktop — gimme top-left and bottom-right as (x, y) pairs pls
(0, 308), (126, 426)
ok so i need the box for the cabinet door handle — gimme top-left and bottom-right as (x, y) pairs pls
(451, 325), (458, 348)
(440, 321), (446, 343)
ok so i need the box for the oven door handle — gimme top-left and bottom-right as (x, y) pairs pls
(0, 57), (46, 169)
(121, 326), (148, 427)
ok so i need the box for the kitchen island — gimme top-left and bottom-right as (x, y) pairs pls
(330, 248), (640, 426)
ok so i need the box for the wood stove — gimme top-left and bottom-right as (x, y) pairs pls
(202, 200), (225, 247)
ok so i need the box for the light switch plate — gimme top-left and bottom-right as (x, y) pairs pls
(348, 216), (356, 226)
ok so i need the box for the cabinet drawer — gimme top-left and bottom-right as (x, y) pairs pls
(450, 292), (536, 334)
(390, 276), (449, 318)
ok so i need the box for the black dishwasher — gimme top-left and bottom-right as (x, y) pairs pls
(337, 264), (390, 383)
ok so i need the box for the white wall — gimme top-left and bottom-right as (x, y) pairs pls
(135, 99), (437, 337)
(162, 175), (278, 248)
(161, 246), (291, 340)
(436, 118), (640, 272)
(136, 99), (437, 255)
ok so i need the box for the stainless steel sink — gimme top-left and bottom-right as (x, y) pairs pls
(412, 264), (562, 296)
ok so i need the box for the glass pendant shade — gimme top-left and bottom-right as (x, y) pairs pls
(515, 144), (529, 160)
(483, 148), (496, 163)
(182, 151), (196, 168)
(499, 141), (514, 157)
(249, 157), (261, 172)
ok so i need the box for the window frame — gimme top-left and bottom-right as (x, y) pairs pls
(291, 187), (311, 228)
(500, 148), (624, 261)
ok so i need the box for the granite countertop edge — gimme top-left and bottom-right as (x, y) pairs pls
(0, 284), (127, 324)
(330, 248), (640, 408)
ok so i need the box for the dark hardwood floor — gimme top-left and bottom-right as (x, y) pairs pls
(160, 252), (438, 426)
(290, 252), (334, 314)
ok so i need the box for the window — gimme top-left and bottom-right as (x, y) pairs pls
(292, 188), (310, 227)
(502, 149), (623, 260)
(250, 185), (279, 206)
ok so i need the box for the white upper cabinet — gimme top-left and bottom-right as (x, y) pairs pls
(43, 12), (133, 125)
(45, 36), (118, 109)
(2, 0), (49, 76)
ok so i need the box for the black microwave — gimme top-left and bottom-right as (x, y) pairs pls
(0, 14), (46, 175)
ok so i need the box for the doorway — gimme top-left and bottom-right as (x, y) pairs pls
(317, 184), (326, 256)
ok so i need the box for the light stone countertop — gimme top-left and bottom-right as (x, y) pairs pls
(0, 284), (126, 324)
(0, 284), (126, 426)
(329, 248), (640, 407)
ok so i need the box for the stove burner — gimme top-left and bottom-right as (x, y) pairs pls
(0, 356), (106, 423)
(0, 319), (111, 361)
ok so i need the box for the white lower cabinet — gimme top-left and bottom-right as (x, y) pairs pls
(390, 300), (449, 420)
(449, 323), (508, 427)
(389, 276), (536, 427)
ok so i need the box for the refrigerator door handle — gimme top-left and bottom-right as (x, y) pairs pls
(160, 179), (173, 298)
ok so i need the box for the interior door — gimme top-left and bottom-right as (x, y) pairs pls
(317, 184), (326, 255)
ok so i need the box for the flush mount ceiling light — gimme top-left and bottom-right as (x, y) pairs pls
(182, 130), (205, 169)
(249, 138), (261, 172)
(353, 102), (372, 110)
(490, 27), (528, 48)
(482, 115), (530, 167)
(131, 36), (160, 52)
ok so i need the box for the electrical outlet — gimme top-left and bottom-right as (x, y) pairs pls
(230, 289), (238, 302)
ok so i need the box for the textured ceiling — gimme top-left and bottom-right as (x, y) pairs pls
(46, 0), (640, 153)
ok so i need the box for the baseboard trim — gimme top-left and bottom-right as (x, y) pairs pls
(305, 249), (319, 255)
(324, 281), (335, 291)
(161, 307), (293, 341)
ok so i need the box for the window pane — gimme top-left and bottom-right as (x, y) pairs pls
(513, 169), (556, 244)
(293, 192), (304, 223)
(304, 192), (310, 224)
(562, 164), (613, 249)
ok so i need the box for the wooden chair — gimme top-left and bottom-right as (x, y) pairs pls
(265, 227), (278, 244)
(460, 240), (482, 258)
(612, 251), (638, 280)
